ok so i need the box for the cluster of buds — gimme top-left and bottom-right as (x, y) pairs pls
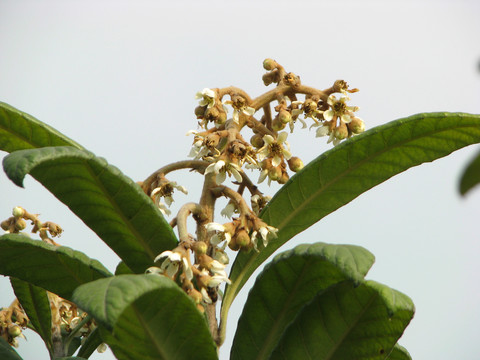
(1, 206), (63, 246)
(0, 300), (28, 348)
(141, 59), (366, 315)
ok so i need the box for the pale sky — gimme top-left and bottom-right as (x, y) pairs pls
(1, 1), (480, 359)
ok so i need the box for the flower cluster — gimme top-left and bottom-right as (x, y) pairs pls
(140, 59), (365, 315)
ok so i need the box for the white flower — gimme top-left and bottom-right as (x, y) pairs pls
(213, 245), (230, 265)
(204, 160), (243, 184)
(205, 222), (231, 246)
(195, 88), (216, 108)
(251, 224), (278, 250)
(154, 250), (193, 280)
(251, 194), (271, 215)
(157, 202), (171, 216)
(323, 95), (358, 124)
(232, 105), (256, 124)
(151, 181), (188, 208)
(257, 132), (292, 167)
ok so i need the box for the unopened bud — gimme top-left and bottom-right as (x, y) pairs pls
(272, 118), (286, 131)
(193, 241), (208, 255)
(204, 107), (219, 121)
(279, 110), (292, 124)
(8, 324), (22, 338)
(278, 171), (290, 184)
(1, 219), (11, 231)
(334, 123), (349, 140)
(263, 58), (276, 71)
(250, 134), (264, 148)
(348, 117), (365, 134)
(14, 219), (27, 231)
(235, 229), (251, 248)
(268, 166), (282, 181)
(216, 111), (227, 125)
(288, 157), (304, 172)
(12, 207), (25, 218)
(195, 105), (206, 118)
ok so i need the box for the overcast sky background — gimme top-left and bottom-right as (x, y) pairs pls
(1, 1), (479, 359)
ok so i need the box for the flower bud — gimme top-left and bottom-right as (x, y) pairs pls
(334, 123), (348, 140)
(193, 241), (208, 255)
(288, 157), (304, 172)
(12, 207), (25, 218)
(278, 171), (290, 184)
(195, 105), (206, 118)
(8, 324), (22, 338)
(1, 219), (11, 231)
(204, 107), (219, 122)
(216, 111), (227, 125)
(272, 118), (286, 131)
(348, 117), (365, 134)
(14, 219), (27, 231)
(263, 58), (276, 71)
(268, 166), (282, 181)
(235, 229), (251, 248)
(250, 134), (264, 148)
(279, 110), (292, 124)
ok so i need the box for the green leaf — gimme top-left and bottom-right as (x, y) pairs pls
(114, 261), (134, 275)
(269, 280), (415, 360)
(223, 112), (480, 323)
(72, 274), (217, 360)
(54, 357), (88, 360)
(0, 234), (111, 300)
(459, 148), (480, 195)
(76, 328), (102, 359)
(0, 337), (23, 360)
(231, 243), (375, 360)
(387, 344), (412, 360)
(9, 278), (53, 357)
(0, 101), (83, 153)
(2, 146), (178, 273)
(65, 337), (82, 357)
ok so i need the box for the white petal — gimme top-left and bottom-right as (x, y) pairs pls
(201, 287), (212, 304)
(277, 132), (288, 144)
(214, 160), (225, 173)
(205, 162), (217, 175)
(210, 234), (223, 246)
(210, 260), (226, 272)
(258, 169), (268, 184)
(263, 134), (275, 145)
(243, 106), (256, 116)
(202, 88), (215, 98)
(316, 125), (330, 137)
(233, 110), (239, 124)
(323, 109), (334, 121)
(272, 155), (282, 167)
(205, 222), (226, 232)
(165, 196), (173, 206)
(282, 148), (292, 160)
(165, 262), (179, 278)
(341, 114), (352, 123)
(182, 258), (193, 280)
(216, 171), (226, 184)
(231, 167), (243, 183)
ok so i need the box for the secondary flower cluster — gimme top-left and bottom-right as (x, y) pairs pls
(0, 207), (107, 353)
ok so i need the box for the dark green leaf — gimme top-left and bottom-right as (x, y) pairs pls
(114, 261), (134, 275)
(0, 101), (82, 153)
(224, 112), (480, 322)
(0, 234), (111, 300)
(269, 280), (414, 360)
(459, 148), (480, 195)
(65, 337), (82, 357)
(76, 328), (102, 359)
(387, 344), (412, 360)
(10, 278), (53, 357)
(0, 337), (22, 360)
(72, 274), (217, 360)
(3, 146), (178, 273)
(231, 243), (375, 360)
